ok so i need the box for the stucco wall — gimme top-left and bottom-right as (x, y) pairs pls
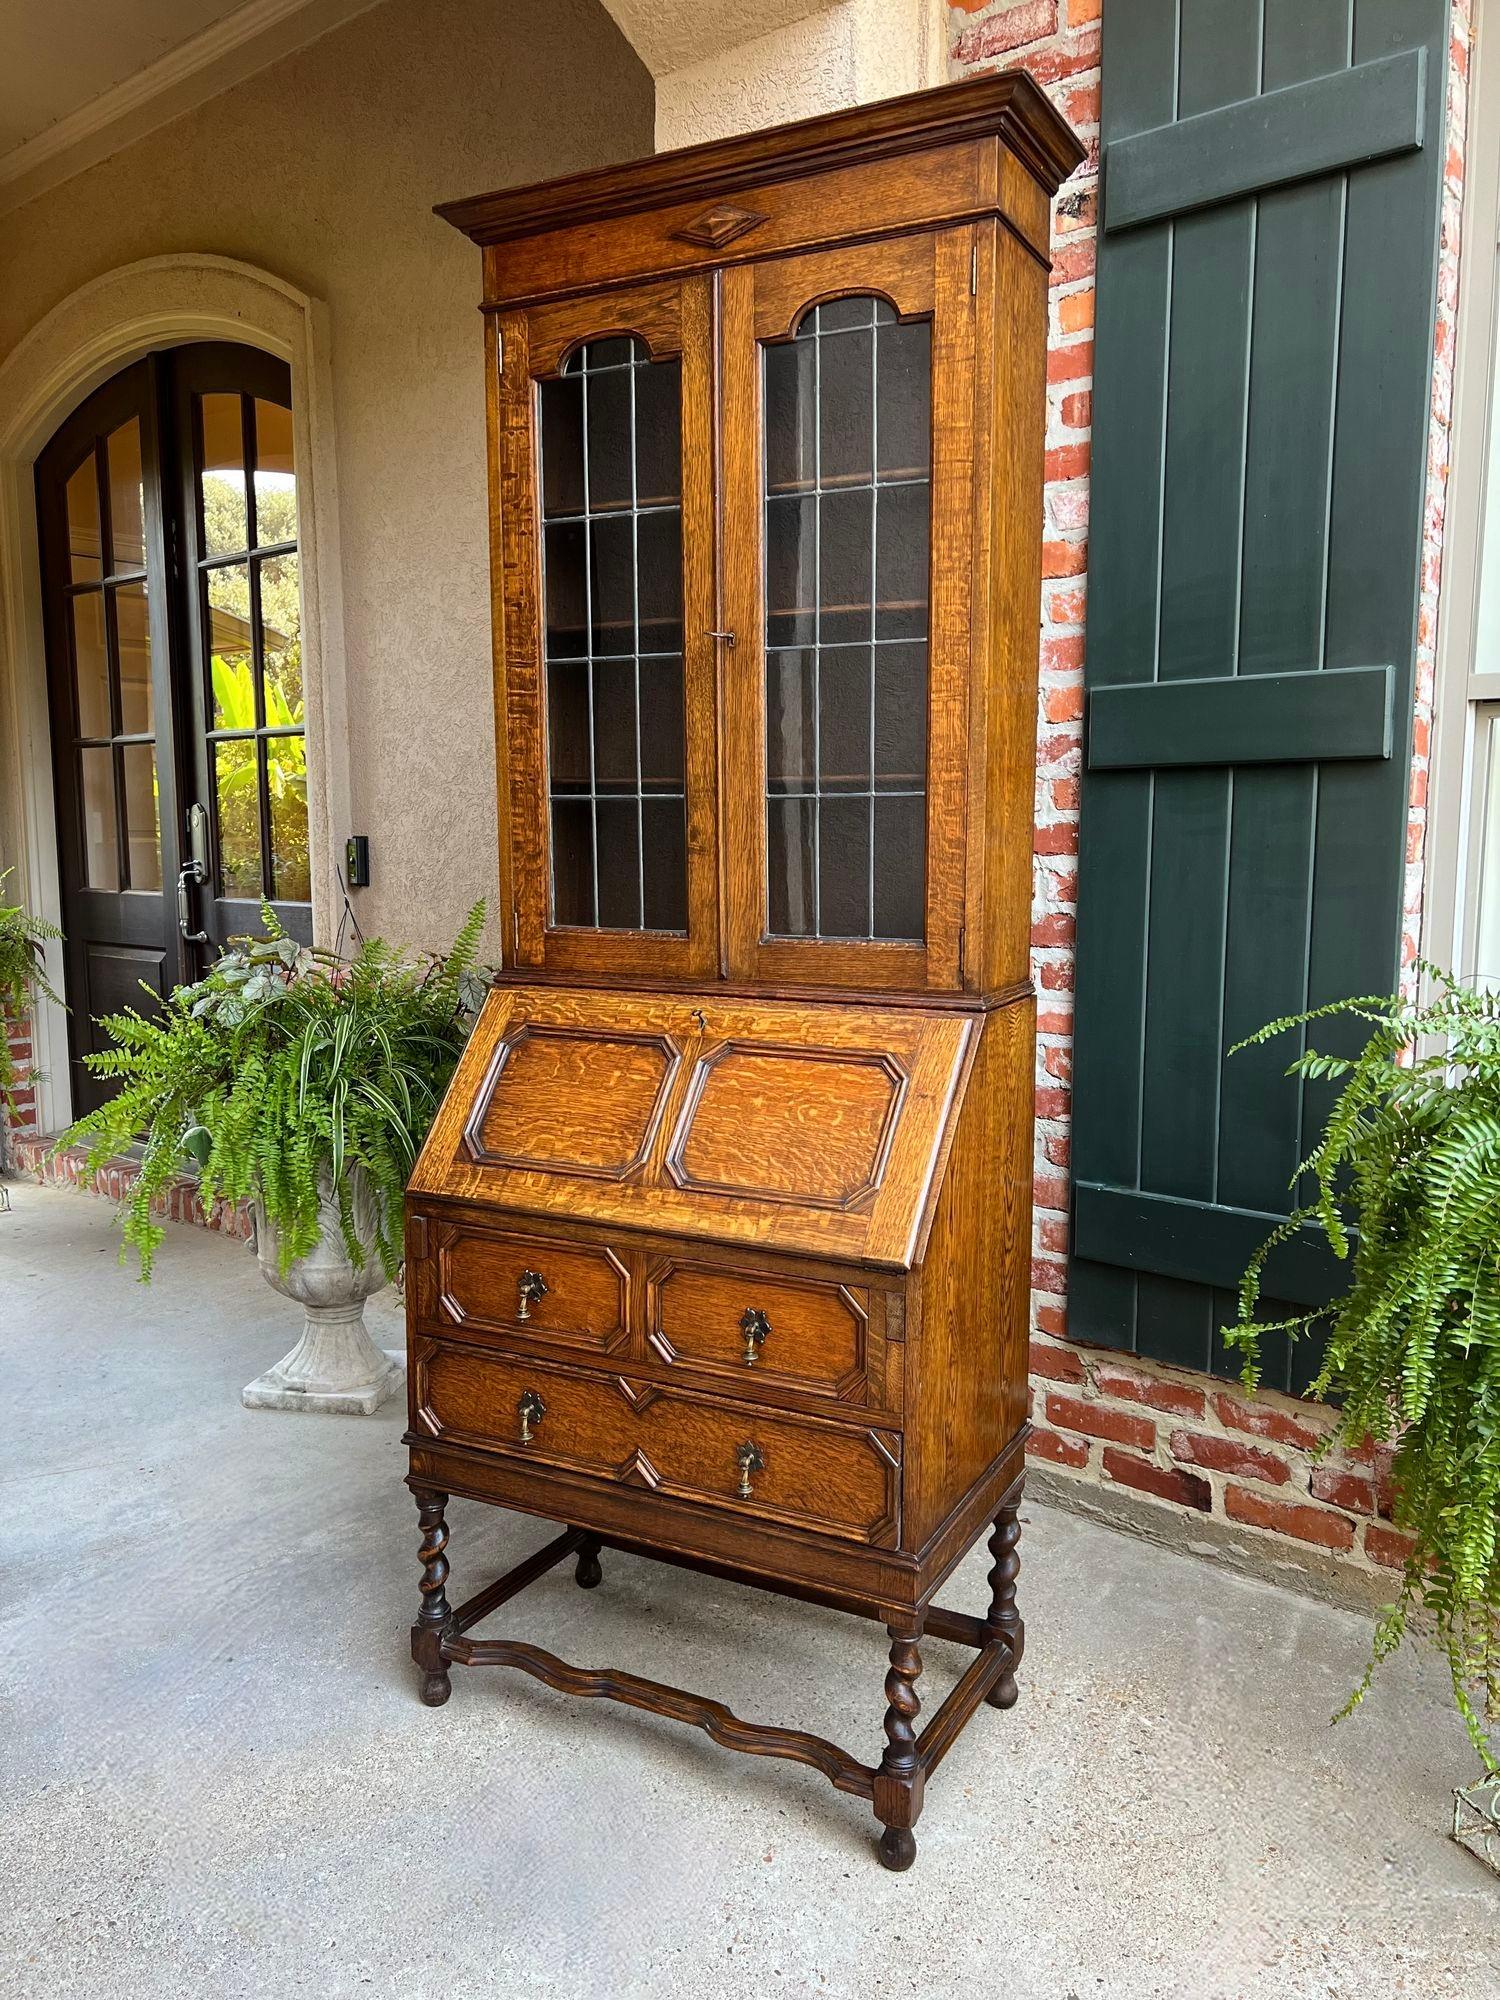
(0, 0), (653, 956)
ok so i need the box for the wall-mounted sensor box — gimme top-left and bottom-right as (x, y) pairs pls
(345, 835), (371, 889)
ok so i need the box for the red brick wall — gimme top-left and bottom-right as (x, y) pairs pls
(2, 1007), (40, 1171)
(11, 1132), (254, 1241)
(948, 0), (1469, 1583)
(4, 1002), (250, 1238)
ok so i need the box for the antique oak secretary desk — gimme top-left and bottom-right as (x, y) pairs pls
(405, 73), (1082, 1870)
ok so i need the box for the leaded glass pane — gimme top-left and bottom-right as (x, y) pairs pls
(761, 297), (931, 942)
(538, 337), (687, 933)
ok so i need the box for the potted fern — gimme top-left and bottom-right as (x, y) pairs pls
(0, 872), (62, 1158)
(64, 902), (487, 1414)
(1232, 968), (1499, 1792)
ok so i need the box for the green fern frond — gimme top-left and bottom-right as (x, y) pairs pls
(1232, 966), (1500, 1770)
(61, 905), (490, 1289)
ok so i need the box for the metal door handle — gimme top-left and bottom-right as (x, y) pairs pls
(517, 1269), (548, 1321)
(177, 864), (208, 944)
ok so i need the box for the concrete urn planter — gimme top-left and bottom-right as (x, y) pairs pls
(242, 1168), (403, 1415)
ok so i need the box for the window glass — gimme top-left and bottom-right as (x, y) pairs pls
(80, 747), (118, 889)
(200, 393), (248, 556)
(121, 743), (162, 892)
(214, 738), (262, 897)
(106, 419), (146, 571)
(66, 456), (101, 584)
(115, 582), (154, 735)
(195, 388), (306, 906)
(1472, 706), (1500, 988)
(252, 399), (296, 546)
(70, 590), (110, 739)
(761, 297), (931, 942)
(538, 336), (686, 932)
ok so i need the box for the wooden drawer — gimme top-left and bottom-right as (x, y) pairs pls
(433, 1223), (629, 1358)
(412, 1340), (900, 1547)
(646, 1257), (872, 1404)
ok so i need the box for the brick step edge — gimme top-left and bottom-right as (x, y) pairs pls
(7, 1134), (253, 1241)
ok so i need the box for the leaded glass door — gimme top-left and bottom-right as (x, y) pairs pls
(720, 232), (975, 990)
(495, 279), (719, 979)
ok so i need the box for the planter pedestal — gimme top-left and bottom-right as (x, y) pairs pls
(244, 1172), (402, 1415)
(242, 1303), (403, 1415)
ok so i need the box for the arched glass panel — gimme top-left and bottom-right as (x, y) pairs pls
(762, 295), (931, 942)
(539, 335), (686, 932)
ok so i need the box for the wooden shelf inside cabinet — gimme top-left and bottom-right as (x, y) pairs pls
(411, 70), (1082, 1871)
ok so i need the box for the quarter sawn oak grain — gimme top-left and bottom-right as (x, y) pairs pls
(410, 71), (1079, 1873)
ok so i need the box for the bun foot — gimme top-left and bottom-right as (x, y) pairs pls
(985, 1668), (1018, 1710)
(420, 1670), (451, 1707)
(877, 1826), (917, 1872)
(575, 1541), (603, 1590)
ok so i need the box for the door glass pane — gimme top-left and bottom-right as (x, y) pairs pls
(200, 393), (248, 556)
(267, 734), (310, 901)
(761, 297), (931, 942)
(80, 746), (118, 889)
(252, 398), (297, 547)
(106, 419), (146, 571)
(115, 582), (154, 734)
(214, 738), (263, 896)
(66, 456), (102, 584)
(1471, 705), (1500, 988)
(70, 591), (110, 738)
(537, 336), (686, 932)
(259, 552), (302, 718)
(191, 380), (307, 916)
(121, 743), (161, 891)
(206, 563), (255, 728)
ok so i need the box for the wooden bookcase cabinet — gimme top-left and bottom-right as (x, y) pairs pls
(406, 73), (1082, 1871)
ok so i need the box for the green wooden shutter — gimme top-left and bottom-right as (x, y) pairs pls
(1069, 0), (1450, 1392)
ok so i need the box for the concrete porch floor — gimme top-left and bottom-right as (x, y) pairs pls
(0, 1180), (1494, 2000)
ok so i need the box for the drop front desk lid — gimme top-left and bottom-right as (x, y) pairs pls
(409, 985), (981, 1272)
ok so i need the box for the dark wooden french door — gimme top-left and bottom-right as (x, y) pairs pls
(37, 343), (312, 1116)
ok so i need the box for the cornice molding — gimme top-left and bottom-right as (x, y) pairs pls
(436, 71), (1086, 248)
(0, 0), (382, 217)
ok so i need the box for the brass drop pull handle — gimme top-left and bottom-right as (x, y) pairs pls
(517, 1388), (547, 1444)
(740, 1307), (771, 1367)
(516, 1268), (548, 1321)
(735, 1440), (765, 1499)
